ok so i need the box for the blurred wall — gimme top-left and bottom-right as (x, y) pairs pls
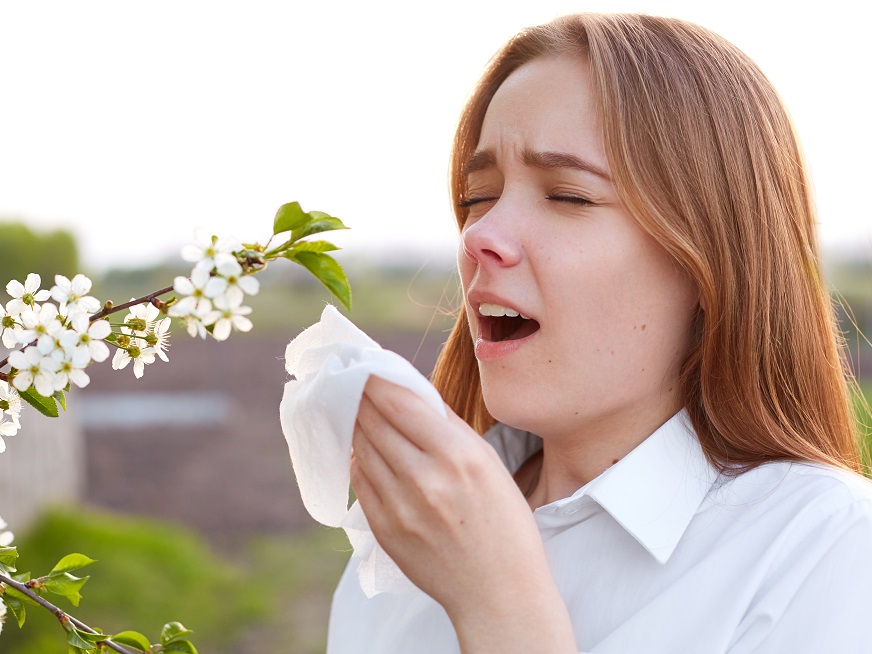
(0, 408), (85, 532)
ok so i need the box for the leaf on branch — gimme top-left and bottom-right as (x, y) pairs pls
(66, 626), (105, 652)
(112, 630), (152, 651)
(54, 389), (67, 412)
(285, 251), (352, 310)
(45, 572), (90, 606)
(286, 240), (340, 255)
(19, 388), (59, 418)
(161, 621), (195, 644)
(5, 583), (39, 607)
(273, 202), (310, 236)
(4, 593), (26, 628)
(50, 553), (97, 576)
(291, 215), (348, 243)
(163, 640), (198, 654)
(0, 545), (18, 571)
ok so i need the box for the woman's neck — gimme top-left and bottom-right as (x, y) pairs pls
(518, 405), (681, 510)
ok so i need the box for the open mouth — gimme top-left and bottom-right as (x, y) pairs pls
(478, 304), (541, 342)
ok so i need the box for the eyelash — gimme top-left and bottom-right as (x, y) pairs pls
(546, 193), (593, 206)
(457, 196), (494, 208)
(457, 194), (594, 208)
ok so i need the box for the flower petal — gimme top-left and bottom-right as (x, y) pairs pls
(71, 274), (92, 295)
(238, 276), (260, 296)
(6, 280), (25, 298)
(24, 273), (41, 293)
(173, 275), (194, 295)
(212, 319), (231, 341)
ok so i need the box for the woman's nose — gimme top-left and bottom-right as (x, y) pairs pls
(460, 210), (523, 269)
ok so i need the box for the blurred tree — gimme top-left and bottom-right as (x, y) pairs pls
(0, 221), (79, 286)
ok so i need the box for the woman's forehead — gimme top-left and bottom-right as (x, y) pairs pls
(473, 56), (607, 173)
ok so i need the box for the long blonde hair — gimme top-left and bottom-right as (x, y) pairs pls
(432, 13), (864, 474)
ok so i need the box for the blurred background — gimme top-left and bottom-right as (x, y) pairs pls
(1, 0), (870, 652)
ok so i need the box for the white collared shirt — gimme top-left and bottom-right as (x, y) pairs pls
(327, 411), (872, 653)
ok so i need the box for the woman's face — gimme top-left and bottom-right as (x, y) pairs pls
(459, 55), (698, 442)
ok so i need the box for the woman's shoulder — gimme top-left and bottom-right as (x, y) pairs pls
(707, 459), (872, 530)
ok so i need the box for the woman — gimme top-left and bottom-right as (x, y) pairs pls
(332, 13), (872, 653)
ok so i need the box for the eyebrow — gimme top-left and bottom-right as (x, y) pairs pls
(462, 148), (612, 182)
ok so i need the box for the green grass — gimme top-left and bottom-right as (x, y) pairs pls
(2, 508), (350, 653)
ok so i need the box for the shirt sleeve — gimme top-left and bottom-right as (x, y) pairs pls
(727, 496), (872, 654)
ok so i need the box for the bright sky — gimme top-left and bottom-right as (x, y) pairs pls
(1, 1), (869, 271)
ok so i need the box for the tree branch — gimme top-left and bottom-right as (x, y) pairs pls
(0, 572), (139, 653)
(0, 284), (174, 373)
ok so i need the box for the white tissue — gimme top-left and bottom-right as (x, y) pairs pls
(279, 304), (446, 597)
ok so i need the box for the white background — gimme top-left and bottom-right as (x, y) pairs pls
(1, 0), (869, 270)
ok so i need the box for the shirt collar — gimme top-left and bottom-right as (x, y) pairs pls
(484, 410), (719, 565)
(583, 410), (719, 564)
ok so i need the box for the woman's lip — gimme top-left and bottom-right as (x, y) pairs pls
(473, 329), (538, 361)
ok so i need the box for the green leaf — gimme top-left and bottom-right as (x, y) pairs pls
(50, 553), (96, 576)
(0, 545), (18, 570)
(163, 640), (198, 654)
(53, 389), (67, 412)
(5, 584), (39, 607)
(291, 215), (348, 243)
(161, 622), (194, 644)
(287, 240), (339, 255)
(66, 627), (101, 650)
(112, 631), (152, 651)
(273, 202), (309, 235)
(44, 572), (89, 606)
(4, 594), (26, 628)
(18, 388), (59, 418)
(286, 251), (352, 310)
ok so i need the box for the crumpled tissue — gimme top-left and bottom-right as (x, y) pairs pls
(279, 304), (446, 597)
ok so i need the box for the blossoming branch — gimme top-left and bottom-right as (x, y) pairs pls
(0, 201), (349, 653)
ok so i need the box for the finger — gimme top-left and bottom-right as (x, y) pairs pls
(349, 451), (384, 519)
(357, 392), (427, 474)
(363, 376), (468, 452)
(352, 418), (400, 484)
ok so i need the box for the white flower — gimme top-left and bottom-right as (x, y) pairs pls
(5, 273), (51, 315)
(168, 267), (213, 317)
(181, 228), (241, 273)
(0, 515), (13, 546)
(13, 303), (63, 354)
(151, 317), (171, 362)
(0, 381), (22, 429)
(8, 345), (62, 396)
(0, 414), (19, 453)
(180, 312), (209, 339)
(52, 347), (90, 390)
(204, 260), (260, 306)
(59, 313), (111, 365)
(203, 295), (253, 341)
(50, 274), (101, 315)
(0, 303), (20, 349)
(0, 597), (6, 635)
(123, 300), (160, 336)
(111, 344), (156, 379)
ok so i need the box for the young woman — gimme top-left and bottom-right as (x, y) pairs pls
(332, 13), (872, 653)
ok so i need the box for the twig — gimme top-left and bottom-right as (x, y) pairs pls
(0, 572), (139, 653)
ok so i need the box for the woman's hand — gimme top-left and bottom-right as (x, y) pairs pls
(350, 376), (577, 653)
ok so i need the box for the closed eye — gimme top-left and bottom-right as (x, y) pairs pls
(457, 196), (497, 208)
(546, 193), (594, 206)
